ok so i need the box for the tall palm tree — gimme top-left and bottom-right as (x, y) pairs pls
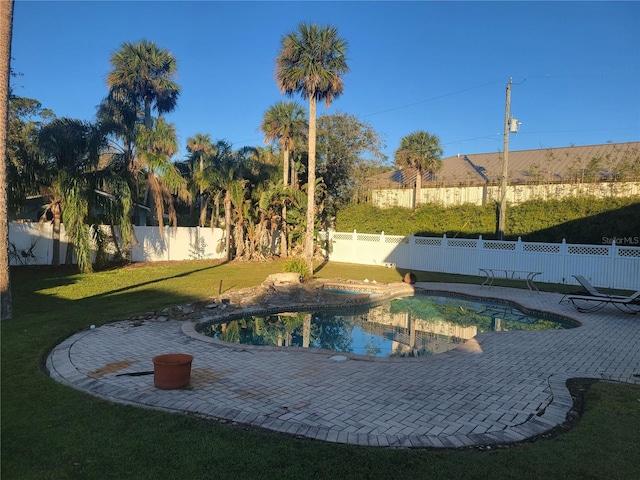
(105, 40), (181, 232)
(107, 40), (179, 129)
(275, 22), (349, 273)
(0, 0), (14, 319)
(394, 130), (443, 208)
(186, 132), (214, 226)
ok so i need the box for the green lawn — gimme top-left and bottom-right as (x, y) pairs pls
(2, 260), (638, 480)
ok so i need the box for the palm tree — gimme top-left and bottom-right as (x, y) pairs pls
(186, 133), (214, 226)
(105, 40), (181, 232)
(107, 40), (179, 129)
(394, 130), (443, 208)
(275, 22), (349, 273)
(260, 101), (306, 257)
(260, 101), (306, 187)
(0, 0), (14, 320)
(135, 118), (189, 233)
(38, 118), (132, 272)
(39, 118), (99, 267)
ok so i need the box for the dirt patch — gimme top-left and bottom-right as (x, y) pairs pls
(89, 360), (136, 378)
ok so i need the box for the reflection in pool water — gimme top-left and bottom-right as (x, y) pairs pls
(197, 294), (575, 358)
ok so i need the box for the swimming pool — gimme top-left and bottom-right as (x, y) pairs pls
(196, 294), (576, 358)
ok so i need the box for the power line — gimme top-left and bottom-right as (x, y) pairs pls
(362, 79), (504, 118)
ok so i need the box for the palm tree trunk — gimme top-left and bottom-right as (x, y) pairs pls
(224, 191), (231, 261)
(293, 161), (298, 189)
(280, 205), (288, 257)
(283, 148), (290, 187)
(280, 147), (289, 258)
(144, 99), (152, 129)
(199, 156), (204, 227)
(65, 239), (75, 265)
(214, 192), (220, 227)
(415, 169), (422, 208)
(305, 98), (317, 273)
(0, 0), (14, 320)
(51, 207), (61, 266)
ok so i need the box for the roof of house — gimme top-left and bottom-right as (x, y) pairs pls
(368, 142), (640, 189)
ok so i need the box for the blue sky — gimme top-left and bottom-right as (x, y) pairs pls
(10, 1), (640, 164)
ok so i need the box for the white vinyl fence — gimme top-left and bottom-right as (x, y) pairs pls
(8, 222), (639, 290)
(323, 230), (640, 290)
(8, 222), (227, 265)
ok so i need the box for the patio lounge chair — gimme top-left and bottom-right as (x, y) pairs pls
(559, 275), (629, 304)
(567, 290), (640, 314)
(573, 275), (607, 296)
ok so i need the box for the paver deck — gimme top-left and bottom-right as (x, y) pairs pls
(47, 282), (640, 448)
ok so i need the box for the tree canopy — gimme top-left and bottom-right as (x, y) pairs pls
(316, 112), (387, 224)
(394, 130), (443, 207)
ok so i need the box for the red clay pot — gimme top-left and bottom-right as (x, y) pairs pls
(152, 353), (194, 390)
(403, 272), (417, 284)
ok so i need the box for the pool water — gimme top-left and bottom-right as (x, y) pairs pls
(197, 294), (575, 358)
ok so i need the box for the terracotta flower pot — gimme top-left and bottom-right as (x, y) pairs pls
(403, 272), (417, 284)
(152, 353), (194, 390)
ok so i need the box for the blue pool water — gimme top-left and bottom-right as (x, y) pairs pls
(197, 294), (575, 358)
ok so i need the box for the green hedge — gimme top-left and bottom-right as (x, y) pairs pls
(335, 196), (640, 244)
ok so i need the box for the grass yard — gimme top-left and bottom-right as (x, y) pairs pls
(1, 260), (638, 479)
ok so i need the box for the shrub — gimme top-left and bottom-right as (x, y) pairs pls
(336, 196), (640, 244)
(283, 257), (310, 280)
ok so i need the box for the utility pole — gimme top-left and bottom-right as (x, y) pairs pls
(498, 77), (513, 241)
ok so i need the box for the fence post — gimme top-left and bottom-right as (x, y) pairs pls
(516, 236), (523, 270)
(353, 229), (357, 261)
(408, 232), (415, 271)
(441, 234), (447, 274)
(559, 238), (568, 284)
(609, 239), (616, 288)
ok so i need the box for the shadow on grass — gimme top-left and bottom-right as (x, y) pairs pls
(87, 261), (228, 301)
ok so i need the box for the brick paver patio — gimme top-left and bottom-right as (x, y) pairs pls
(47, 282), (640, 448)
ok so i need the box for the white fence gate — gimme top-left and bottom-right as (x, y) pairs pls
(324, 231), (640, 290)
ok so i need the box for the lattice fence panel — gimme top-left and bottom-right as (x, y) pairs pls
(415, 237), (442, 246)
(618, 248), (640, 258)
(523, 244), (561, 253)
(447, 239), (478, 248)
(568, 246), (610, 256)
(483, 242), (516, 251)
(385, 236), (409, 244)
(332, 233), (353, 241)
(356, 234), (380, 242)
